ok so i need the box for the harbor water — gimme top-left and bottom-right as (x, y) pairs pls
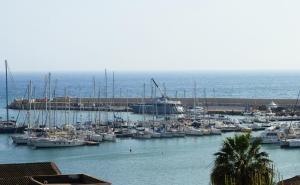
(1, 132), (300, 185)
(1, 71), (300, 102)
(1, 71), (300, 184)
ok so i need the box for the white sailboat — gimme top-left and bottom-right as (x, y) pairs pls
(11, 128), (49, 145)
(11, 81), (34, 145)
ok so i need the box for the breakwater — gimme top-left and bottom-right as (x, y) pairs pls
(8, 97), (297, 111)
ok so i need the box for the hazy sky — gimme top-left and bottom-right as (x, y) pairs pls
(1, 0), (300, 72)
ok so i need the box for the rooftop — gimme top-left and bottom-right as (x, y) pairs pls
(278, 175), (300, 185)
(0, 162), (61, 178)
(0, 162), (111, 185)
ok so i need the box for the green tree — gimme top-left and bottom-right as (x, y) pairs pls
(211, 133), (274, 185)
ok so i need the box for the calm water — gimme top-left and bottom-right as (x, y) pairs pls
(0, 133), (299, 185)
(1, 71), (300, 102)
(0, 71), (300, 185)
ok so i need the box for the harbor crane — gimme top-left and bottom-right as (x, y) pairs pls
(151, 78), (167, 98)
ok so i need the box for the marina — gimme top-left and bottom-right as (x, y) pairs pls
(3, 0), (300, 184)
(3, 69), (300, 147)
(2, 71), (300, 184)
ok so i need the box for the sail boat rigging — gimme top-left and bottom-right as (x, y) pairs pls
(0, 60), (26, 133)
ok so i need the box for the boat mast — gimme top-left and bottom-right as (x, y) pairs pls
(5, 60), (9, 123)
(28, 80), (32, 128)
(151, 81), (155, 123)
(105, 69), (108, 124)
(194, 81), (196, 121)
(143, 83), (145, 122)
(112, 72), (115, 122)
(44, 75), (48, 126)
(48, 73), (51, 128)
(53, 79), (57, 128)
(68, 88), (71, 124)
(203, 88), (208, 116)
(97, 86), (101, 124)
(32, 85), (37, 127)
(92, 77), (96, 123)
(79, 86), (82, 124)
(112, 72), (114, 99)
(64, 87), (67, 124)
(126, 89), (129, 123)
(163, 83), (167, 119)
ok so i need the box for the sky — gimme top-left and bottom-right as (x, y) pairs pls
(0, 0), (300, 72)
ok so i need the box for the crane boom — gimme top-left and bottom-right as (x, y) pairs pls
(151, 78), (166, 97)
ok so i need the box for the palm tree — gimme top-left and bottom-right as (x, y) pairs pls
(211, 133), (274, 185)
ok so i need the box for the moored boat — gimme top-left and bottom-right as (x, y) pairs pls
(0, 60), (27, 134)
(131, 96), (185, 114)
(0, 121), (26, 134)
(253, 127), (284, 144)
(11, 128), (49, 145)
(184, 127), (204, 136)
(280, 139), (300, 148)
(11, 134), (30, 145)
(85, 132), (103, 142)
(31, 137), (85, 148)
(102, 132), (116, 141)
(133, 131), (152, 139)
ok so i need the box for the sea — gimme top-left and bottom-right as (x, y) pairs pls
(0, 71), (300, 185)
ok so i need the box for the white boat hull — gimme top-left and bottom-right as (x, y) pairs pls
(281, 139), (300, 148)
(102, 133), (116, 141)
(31, 138), (85, 148)
(86, 134), (103, 142)
(11, 135), (29, 145)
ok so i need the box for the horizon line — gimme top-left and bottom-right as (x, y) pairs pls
(3, 69), (300, 73)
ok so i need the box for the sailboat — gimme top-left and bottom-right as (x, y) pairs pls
(0, 60), (26, 133)
(11, 81), (48, 144)
(29, 74), (85, 148)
